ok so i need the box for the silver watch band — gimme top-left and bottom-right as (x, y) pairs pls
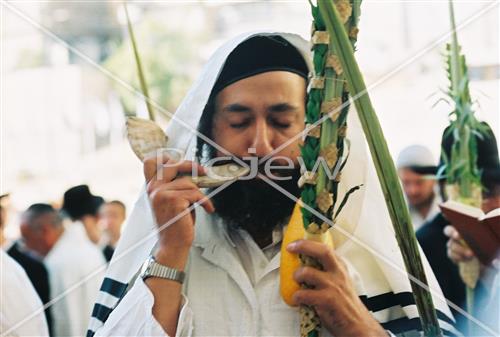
(140, 256), (185, 284)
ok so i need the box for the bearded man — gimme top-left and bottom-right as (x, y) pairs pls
(89, 33), (457, 337)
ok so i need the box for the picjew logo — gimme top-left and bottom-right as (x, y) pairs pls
(152, 147), (343, 182)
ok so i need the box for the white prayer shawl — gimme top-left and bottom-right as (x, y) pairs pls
(1, 250), (49, 337)
(87, 31), (458, 337)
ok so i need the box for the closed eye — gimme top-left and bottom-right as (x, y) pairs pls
(271, 120), (292, 128)
(229, 119), (251, 129)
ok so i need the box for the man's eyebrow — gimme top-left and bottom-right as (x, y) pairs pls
(268, 102), (299, 113)
(222, 103), (252, 113)
(222, 102), (299, 113)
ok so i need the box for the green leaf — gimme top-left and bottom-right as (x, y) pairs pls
(333, 184), (362, 221)
(124, 3), (154, 121)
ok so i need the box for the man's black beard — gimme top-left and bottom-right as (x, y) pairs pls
(209, 169), (301, 239)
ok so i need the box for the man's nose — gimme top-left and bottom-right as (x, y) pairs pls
(408, 186), (418, 195)
(405, 183), (417, 193)
(249, 119), (274, 157)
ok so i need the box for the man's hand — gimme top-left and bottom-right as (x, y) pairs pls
(444, 225), (500, 290)
(143, 153), (215, 337)
(287, 240), (387, 337)
(144, 153), (215, 259)
(443, 225), (474, 264)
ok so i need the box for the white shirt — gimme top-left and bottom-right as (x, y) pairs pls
(95, 221), (405, 337)
(45, 222), (106, 337)
(1, 250), (49, 337)
(410, 193), (442, 230)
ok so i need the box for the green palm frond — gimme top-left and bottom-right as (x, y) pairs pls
(300, 1), (362, 336)
(317, 1), (442, 335)
(440, 1), (487, 197)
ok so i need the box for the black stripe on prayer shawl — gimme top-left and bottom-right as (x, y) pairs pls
(87, 287), (458, 337)
(359, 291), (456, 327)
(436, 309), (456, 327)
(100, 277), (128, 298)
(87, 327), (102, 337)
(360, 292), (457, 331)
(361, 291), (414, 311)
(86, 278), (129, 337)
(382, 316), (457, 337)
(91, 304), (113, 323)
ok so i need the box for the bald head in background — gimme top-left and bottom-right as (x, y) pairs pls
(20, 204), (64, 257)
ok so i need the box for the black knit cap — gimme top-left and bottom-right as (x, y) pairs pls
(210, 35), (309, 97)
(439, 122), (500, 186)
(62, 185), (104, 220)
(197, 35), (309, 160)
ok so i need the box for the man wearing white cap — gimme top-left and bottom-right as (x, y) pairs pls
(397, 145), (441, 230)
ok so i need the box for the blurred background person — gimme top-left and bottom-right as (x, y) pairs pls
(397, 145), (441, 230)
(98, 200), (126, 262)
(5, 239), (53, 335)
(1, 250), (49, 337)
(2, 194), (52, 333)
(21, 203), (106, 337)
(418, 123), (500, 334)
(445, 220), (499, 324)
(61, 185), (104, 244)
(443, 177), (500, 334)
(5, 206), (53, 334)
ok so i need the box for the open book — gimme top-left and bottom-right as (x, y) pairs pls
(439, 200), (500, 265)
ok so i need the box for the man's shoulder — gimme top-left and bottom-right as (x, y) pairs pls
(416, 213), (448, 239)
(1, 250), (25, 277)
(7, 242), (47, 274)
(47, 234), (105, 270)
(72, 239), (107, 268)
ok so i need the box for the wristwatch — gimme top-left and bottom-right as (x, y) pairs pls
(140, 256), (186, 284)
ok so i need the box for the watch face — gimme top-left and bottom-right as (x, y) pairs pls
(140, 257), (153, 277)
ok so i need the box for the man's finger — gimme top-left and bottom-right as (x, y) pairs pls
(161, 177), (200, 191)
(293, 267), (330, 288)
(449, 242), (474, 261)
(186, 189), (215, 214)
(151, 188), (215, 216)
(287, 240), (337, 272)
(146, 158), (206, 186)
(443, 225), (460, 240)
(155, 160), (207, 188)
(448, 251), (467, 264)
(147, 176), (199, 196)
(144, 152), (172, 182)
(293, 289), (324, 307)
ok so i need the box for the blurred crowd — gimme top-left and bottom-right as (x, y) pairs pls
(1, 185), (126, 337)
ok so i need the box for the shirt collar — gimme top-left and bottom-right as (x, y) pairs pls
(193, 208), (287, 250)
(225, 224), (285, 251)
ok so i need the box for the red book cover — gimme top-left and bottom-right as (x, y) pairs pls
(483, 209), (500, 241)
(439, 200), (500, 265)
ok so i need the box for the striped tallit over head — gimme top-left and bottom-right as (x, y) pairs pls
(87, 31), (459, 337)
